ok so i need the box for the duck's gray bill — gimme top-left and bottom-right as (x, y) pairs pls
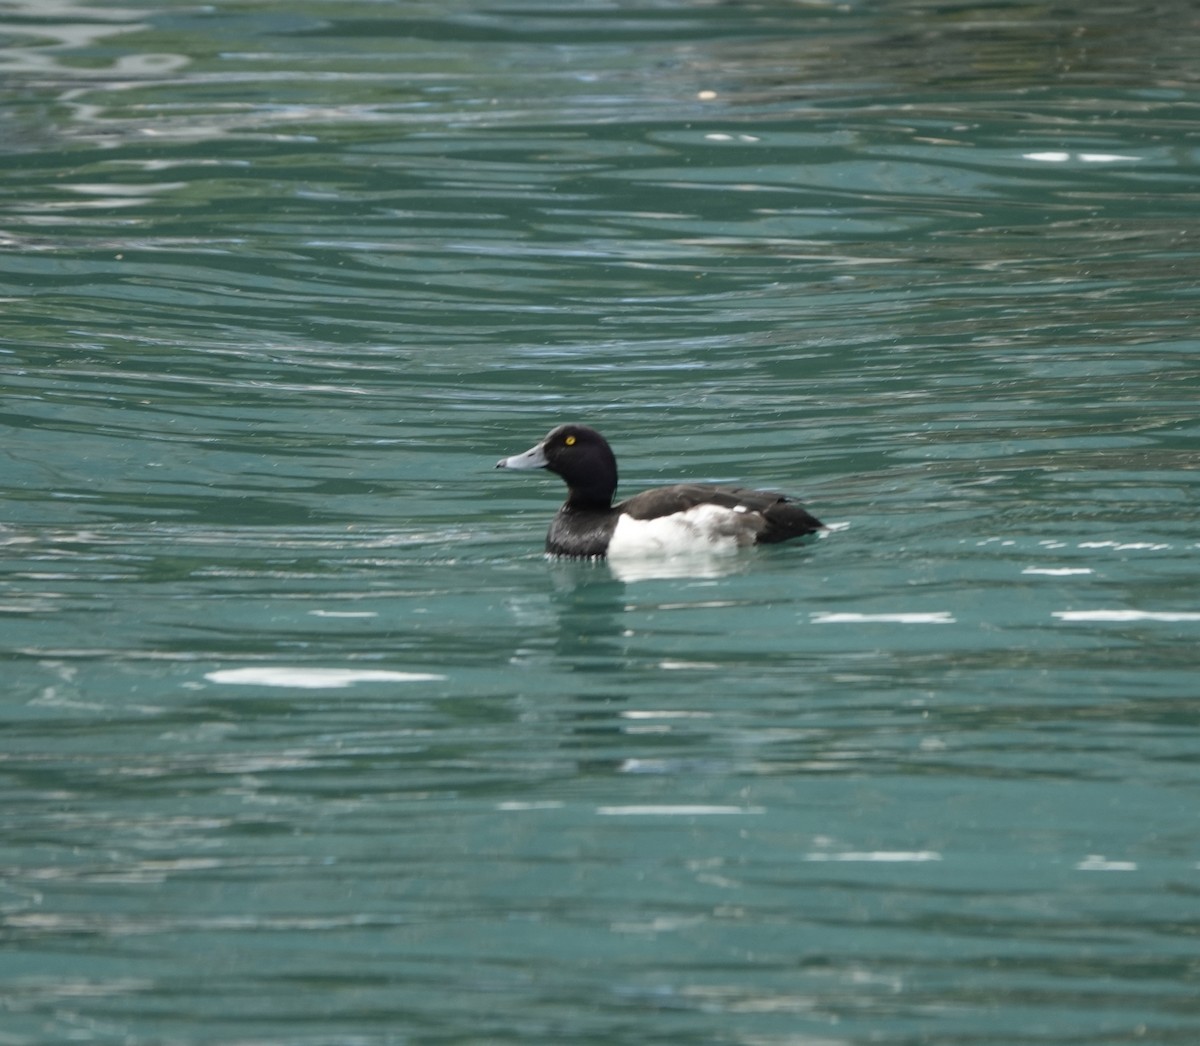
(496, 443), (548, 470)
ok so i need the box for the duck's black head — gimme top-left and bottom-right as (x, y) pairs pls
(496, 424), (618, 508)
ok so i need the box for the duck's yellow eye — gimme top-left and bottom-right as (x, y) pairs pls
(564, 435), (576, 446)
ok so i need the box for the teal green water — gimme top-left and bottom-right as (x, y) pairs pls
(3, 2), (1200, 1043)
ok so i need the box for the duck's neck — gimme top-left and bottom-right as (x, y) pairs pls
(565, 482), (615, 511)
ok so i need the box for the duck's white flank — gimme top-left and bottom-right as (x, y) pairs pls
(606, 503), (760, 558)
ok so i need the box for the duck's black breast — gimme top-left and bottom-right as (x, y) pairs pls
(546, 505), (620, 558)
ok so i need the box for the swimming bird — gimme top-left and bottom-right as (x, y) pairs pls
(496, 424), (823, 558)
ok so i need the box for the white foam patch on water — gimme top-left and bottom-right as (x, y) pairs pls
(308, 610), (379, 618)
(620, 709), (714, 719)
(1076, 855), (1138, 872)
(1077, 541), (1172, 551)
(1025, 151), (1141, 163)
(804, 850), (942, 863)
(597, 805), (764, 817)
(1053, 610), (1200, 623)
(811, 611), (955, 624)
(206, 667), (444, 688)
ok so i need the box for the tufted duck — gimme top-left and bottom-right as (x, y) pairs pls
(496, 424), (823, 558)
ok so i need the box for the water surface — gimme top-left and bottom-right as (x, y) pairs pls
(2, 1), (1199, 1043)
